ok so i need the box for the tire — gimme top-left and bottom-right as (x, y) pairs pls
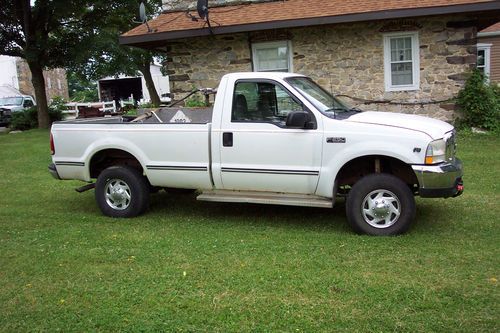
(95, 166), (150, 218)
(346, 174), (416, 236)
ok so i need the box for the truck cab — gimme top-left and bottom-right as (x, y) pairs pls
(0, 95), (36, 124)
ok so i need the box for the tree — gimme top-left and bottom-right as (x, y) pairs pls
(69, 0), (164, 107)
(67, 72), (98, 102)
(0, 0), (110, 128)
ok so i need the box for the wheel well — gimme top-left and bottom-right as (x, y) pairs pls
(335, 155), (418, 192)
(89, 149), (143, 179)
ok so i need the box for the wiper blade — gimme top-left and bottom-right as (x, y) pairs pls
(324, 107), (347, 112)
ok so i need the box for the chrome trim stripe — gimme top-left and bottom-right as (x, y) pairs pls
(146, 165), (208, 171)
(221, 167), (319, 176)
(55, 161), (85, 166)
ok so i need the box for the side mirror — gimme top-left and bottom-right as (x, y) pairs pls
(286, 111), (312, 129)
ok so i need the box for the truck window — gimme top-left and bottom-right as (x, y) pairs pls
(232, 81), (303, 126)
(23, 99), (34, 108)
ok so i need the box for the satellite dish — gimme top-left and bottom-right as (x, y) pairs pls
(197, 0), (209, 19)
(139, 2), (147, 22)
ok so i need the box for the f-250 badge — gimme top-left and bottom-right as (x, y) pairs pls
(327, 137), (346, 143)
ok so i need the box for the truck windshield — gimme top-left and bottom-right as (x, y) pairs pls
(286, 77), (351, 115)
(0, 97), (23, 106)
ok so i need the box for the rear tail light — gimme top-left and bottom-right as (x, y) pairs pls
(50, 133), (55, 155)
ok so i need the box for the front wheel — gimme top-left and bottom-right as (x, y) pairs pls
(95, 166), (150, 218)
(346, 174), (416, 236)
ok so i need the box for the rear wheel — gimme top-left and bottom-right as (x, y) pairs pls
(346, 174), (415, 235)
(95, 166), (149, 218)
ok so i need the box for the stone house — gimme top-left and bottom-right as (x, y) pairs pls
(0, 55), (69, 101)
(120, 0), (500, 121)
(477, 22), (500, 83)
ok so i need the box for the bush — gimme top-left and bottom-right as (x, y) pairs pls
(10, 107), (38, 131)
(185, 95), (206, 107)
(456, 70), (500, 131)
(10, 98), (65, 130)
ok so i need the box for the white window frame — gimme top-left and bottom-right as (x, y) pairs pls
(477, 43), (492, 82)
(383, 31), (420, 92)
(251, 41), (293, 72)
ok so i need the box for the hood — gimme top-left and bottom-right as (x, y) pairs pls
(1, 105), (23, 112)
(345, 111), (454, 139)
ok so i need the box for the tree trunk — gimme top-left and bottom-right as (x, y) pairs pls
(139, 62), (161, 107)
(27, 60), (50, 128)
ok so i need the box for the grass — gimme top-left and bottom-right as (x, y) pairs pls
(0, 129), (499, 332)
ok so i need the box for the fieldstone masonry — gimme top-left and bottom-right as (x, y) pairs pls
(16, 58), (69, 101)
(162, 6), (477, 120)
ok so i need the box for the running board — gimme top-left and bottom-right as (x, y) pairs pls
(197, 190), (332, 208)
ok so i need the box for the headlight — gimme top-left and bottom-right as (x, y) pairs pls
(425, 139), (446, 164)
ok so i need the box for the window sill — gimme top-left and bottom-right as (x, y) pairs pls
(385, 85), (420, 92)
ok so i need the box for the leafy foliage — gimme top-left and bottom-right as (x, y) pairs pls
(0, 0), (121, 128)
(68, 0), (164, 107)
(10, 99), (65, 131)
(456, 70), (500, 131)
(67, 72), (98, 102)
(185, 95), (207, 107)
(0, 0), (164, 126)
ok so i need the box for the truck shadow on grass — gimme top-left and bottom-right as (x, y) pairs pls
(148, 191), (350, 232)
(65, 190), (455, 234)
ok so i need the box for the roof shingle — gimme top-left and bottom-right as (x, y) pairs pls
(121, 0), (500, 45)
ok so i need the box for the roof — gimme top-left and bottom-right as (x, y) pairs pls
(0, 85), (23, 98)
(120, 0), (500, 47)
(481, 21), (500, 32)
(478, 21), (500, 37)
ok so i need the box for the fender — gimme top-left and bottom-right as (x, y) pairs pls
(82, 137), (149, 181)
(315, 140), (422, 198)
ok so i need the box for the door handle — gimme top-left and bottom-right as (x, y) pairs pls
(223, 132), (233, 147)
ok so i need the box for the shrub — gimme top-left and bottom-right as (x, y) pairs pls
(185, 95), (206, 107)
(10, 107), (38, 131)
(456, 70), (500, 131)
(10, 98), (65, 130)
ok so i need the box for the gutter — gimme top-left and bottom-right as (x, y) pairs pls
(478, 30), (500, 37)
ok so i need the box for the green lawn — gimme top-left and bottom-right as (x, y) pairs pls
(0, 129), (498, 332)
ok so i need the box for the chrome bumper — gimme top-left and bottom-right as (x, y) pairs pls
(48, 163), (61, 180)
(412, 158), (463, 198)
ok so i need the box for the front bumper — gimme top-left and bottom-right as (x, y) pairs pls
(48, 163), (61, 180)
(412, 158), (463, 198)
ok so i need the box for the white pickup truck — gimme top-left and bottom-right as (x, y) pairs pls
(49, 72), (463, 235)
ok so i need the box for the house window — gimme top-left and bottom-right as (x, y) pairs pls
(252, 41), (292, 72)
(477, 43), (492, 81)
(47, 77), (52, 89)
(57, 79), (62, 90)
(383, 32), (420, 91)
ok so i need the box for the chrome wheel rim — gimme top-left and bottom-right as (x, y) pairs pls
(104, 179), (131, 210)
(361, 189), (401, 229)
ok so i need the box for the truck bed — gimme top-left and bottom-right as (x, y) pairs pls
(51, 107), (215, 189)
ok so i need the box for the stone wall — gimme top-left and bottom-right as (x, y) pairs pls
(164, 14), (477, 121)
(16, 58), (70, 101)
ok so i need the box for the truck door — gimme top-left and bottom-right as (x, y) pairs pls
(217, 79), (322, 194)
